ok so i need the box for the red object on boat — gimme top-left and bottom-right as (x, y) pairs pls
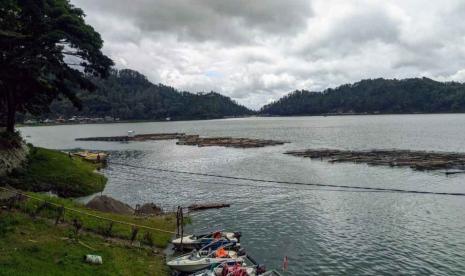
(222, 263), (248, 276)
(215, 247), (228, 258)
(213, 231), (222, 240)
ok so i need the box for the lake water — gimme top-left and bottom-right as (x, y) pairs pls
(20, 115), (465, 275)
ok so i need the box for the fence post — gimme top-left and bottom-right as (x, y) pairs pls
(72, 219), (83, 240)
(61, 205), (65, 223)
(130, 226), (139, 245)
(7, 195), (16, 210)
(176, 206), (180, 238)
(180, 207), (184, 251)
(55, 205), (65, 225)
(143, 231), (154, 248)
(105, 222), (114, 238)
(33, 201), (49, 219)
(7, 192), (24, 210)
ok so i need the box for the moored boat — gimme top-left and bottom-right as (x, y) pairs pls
(192, 259), (283, 276)
(167, 246), (245, 273)
(72, 151), (108, 162)
(172, 231), (241, 250)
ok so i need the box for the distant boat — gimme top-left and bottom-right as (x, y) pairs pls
(73, 151), (108, 163)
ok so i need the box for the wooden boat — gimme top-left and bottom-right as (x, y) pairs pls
(172, 231), (241, 250)
(73, 151), (108, 162)
(193, 263), (257, 276)
(192, 257), (283, 276)
(167, 246), (244, 273)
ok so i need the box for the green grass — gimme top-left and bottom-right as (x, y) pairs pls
(0, 212), (170, 276)
(9, 147), (107, 197)
(1, 143), (180, 275)
(17, 192), (176, 248)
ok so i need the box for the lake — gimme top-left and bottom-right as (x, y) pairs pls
(20, 114), (465, 275)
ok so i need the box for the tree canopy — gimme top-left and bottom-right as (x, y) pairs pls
(0, 0), (113, 132)
(260, 78), (465, 115)
(45, 69), (254, 120)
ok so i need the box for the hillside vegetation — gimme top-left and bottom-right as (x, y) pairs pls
(260, 78), (465, 115)
(8, 147), (107, 197)
(46, 69), (253, 121)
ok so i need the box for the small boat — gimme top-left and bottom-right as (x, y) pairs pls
(167, 246), (245, 273)
(192, 259), (283, 276)
(193, 262), (261, 276)
(73, 151), (108, 163)
(172, 231), (241, 250)
(193, 265), (254, 276)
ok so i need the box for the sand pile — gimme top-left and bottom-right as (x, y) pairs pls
(86, 195), (134, 215)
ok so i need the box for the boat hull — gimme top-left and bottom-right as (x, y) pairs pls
(167, 262), (211, 273)
(167, 257), (242, 273)
(172, 232), (239, 251)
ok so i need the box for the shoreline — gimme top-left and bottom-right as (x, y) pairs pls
(259, 111), (465, 117)
(17, 115), (257, 128)
(17, 111), (465, 128)
(1, 143), (178, 275)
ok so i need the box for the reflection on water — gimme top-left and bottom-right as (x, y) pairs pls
(20, 115), (465, 275)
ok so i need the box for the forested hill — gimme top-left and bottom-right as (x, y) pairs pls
(260, 78), (465, 115)
(47, 69), (253, 120)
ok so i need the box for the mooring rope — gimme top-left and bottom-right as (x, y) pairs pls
(107, 161), (465, 197)
(110, 168), (395, 194)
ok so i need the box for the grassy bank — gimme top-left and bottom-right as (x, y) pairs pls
(0, 191), (177, 275)
(1, 143), (179, 275)
(8, 147), (107, 197)
(19, 192), (176, 248)
(0, 212), (170, 275)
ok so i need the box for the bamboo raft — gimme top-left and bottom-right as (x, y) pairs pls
(76, 133), (185, 142)
(76, 133), (287, 148)
(285, 148), (465, 172)
(177, 135), (287, 148)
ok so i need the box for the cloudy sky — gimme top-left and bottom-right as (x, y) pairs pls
(72, 0), (465, 109)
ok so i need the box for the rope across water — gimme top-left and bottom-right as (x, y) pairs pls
(108, 161), (465, 197)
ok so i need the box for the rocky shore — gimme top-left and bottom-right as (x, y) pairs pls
(0, 141), (29, 177)
(285, 148), (465, 172)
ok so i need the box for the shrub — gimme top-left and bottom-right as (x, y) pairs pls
(0, 131), (23, 149)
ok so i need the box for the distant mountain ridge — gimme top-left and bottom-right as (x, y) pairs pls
(260, 78), (465, 115)
(47, 69), (253, 120)
(47, 74), (465, 121)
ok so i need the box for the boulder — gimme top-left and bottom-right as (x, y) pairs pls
(136, 203), (163, 215)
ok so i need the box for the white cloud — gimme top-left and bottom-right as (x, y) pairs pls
(72, 0), (465, 109)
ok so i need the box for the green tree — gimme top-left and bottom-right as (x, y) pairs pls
(260, 78), (465, 116)
(0, 0), (113, 132)
(46, 69), (254, 121)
